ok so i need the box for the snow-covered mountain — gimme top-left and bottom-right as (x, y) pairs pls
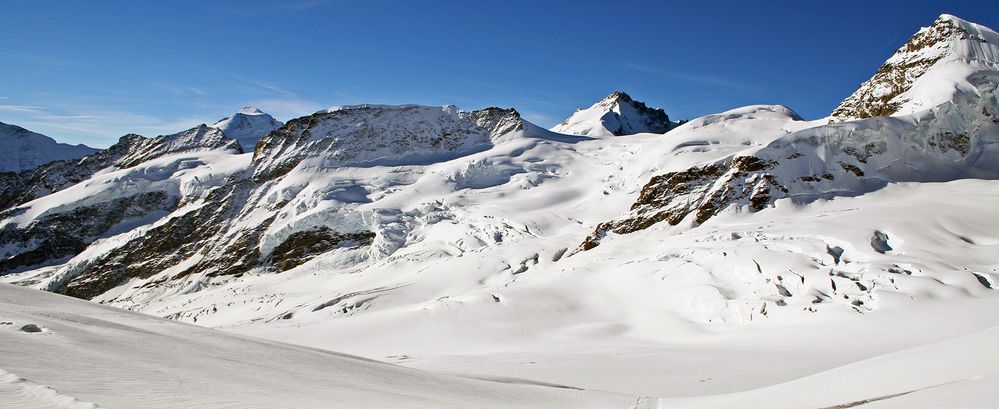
(0, 124), (243, 274)
(550, 91), (675, 136)
(0, 122), (97, 173)
(2, 13), (996, 331)
(3, 14), (999, 408)
(210, 106), (283, 151)
(832, 14), (999, 119)
(1, 104), (530, 298)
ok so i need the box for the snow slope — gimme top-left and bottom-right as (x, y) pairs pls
(2, 13), (999, 409)
(210, 106), (283, 152)
(0, 122), (97, 173)
(0, 284), (629, 409)
(551, 91), (674, 136)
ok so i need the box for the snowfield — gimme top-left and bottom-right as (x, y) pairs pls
(2, 13), (999, 409)
(0, 284), (630, 409)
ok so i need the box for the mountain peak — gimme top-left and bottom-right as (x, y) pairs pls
(605, 91), (633, 103)
(211, 107), (283, 151)
(551, 91), (673, 136)
(0, 121), (98, 172)
(831, 14), (999, 120)
(239, 106), (265, 115)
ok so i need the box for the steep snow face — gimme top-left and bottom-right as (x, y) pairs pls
(0, 122), (97, 172)
(210, 106), (283, 151)
(253, 104), (522, 180)
(115, 124), (242, 168)
(551, 91), (674, 136)
(832, 14), (999, 119)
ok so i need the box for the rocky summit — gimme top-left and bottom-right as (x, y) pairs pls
(550, 91), (674, 136)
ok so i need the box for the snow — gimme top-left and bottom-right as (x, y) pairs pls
(3, 13), (999, 409)
(0, 150), (250, 230)
(0, 122), (97, 173)
(0, 284), (629, 409)
(551, 92), (673, 136)
(834, 14), (999, 119)
(7, 99), (992, 406)
(210, 106), (283, 151)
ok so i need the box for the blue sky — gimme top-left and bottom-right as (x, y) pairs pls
(2, 0), (998, 147)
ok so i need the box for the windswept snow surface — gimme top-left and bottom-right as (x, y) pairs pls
(0, 122), (97, 173)
(0, 284), (629, 409)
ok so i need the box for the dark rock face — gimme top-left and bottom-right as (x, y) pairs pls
(271, 228), (376, 272)
(0, 125), (243, 281)
(575, 156), (785, 252)
(552, 91), (675, 136)
(56, 181), (270, 299)
(606, 92), (673, 135)
(468, 107), (524, 136)
(0, 191), (176, 274)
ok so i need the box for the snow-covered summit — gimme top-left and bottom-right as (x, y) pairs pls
(117, 124), (242, 168)
(832, 14), (999, 119)
(253, 104), (527, 180)
(551, 91), (674, 136)
(211, 106), (283, 152)
(0, 122), (97, 173)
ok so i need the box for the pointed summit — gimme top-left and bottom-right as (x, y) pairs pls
(832, 14), (999, 120)
(211, 107), (284, 151)
(239, 106), (265, 115)
(551, 91), (674, 137)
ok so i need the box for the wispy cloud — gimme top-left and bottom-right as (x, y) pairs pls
(626, 63), (750, 89)
(219, 0), (338, 16)
(0, 105), (49, 114)
(1, 71), (323, 146)
(152, 82), (207, 96)
(283, 0), (337, 11)
(36, 115), (101, 120)
(234, 75), (298, 98)
(230, 74), (325, 120)
(0, 99), (215, 147)
(250, 98), (324, 121)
